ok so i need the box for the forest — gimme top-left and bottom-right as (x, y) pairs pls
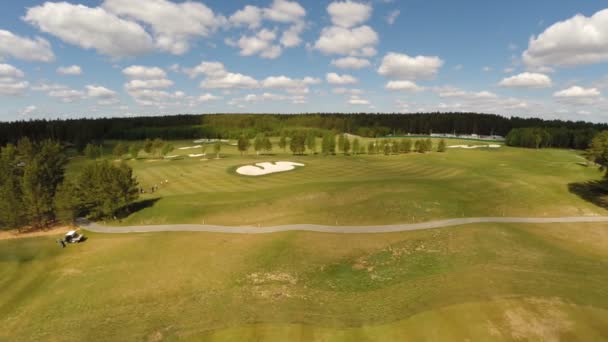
(1, 113), (606, 150)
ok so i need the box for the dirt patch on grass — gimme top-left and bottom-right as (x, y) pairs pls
(0, 225), (71, 240)
(503, 298), (573, 341)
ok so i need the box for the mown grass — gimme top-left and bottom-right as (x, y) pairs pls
(1, 222), (607, 341)
(65, 138), (608, 226)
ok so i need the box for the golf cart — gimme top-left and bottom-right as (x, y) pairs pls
(64, 230), (85, 243)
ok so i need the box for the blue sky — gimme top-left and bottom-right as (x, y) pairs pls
(1, 0), (607, 122)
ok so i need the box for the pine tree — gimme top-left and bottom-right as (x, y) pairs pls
(0, 144), (24, 229)
(352, 138), (360, 155)
(113, 142), (128, 159)
(306, 131), (317, 154)
(262, 136), (272, 154)
(437, 139), (447, 152)
(343, 136), (351, 155)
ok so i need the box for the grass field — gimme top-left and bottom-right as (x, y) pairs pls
(2, 222), (608, 340)
(67, 137), (607, 226)
(4, 138), (607, 341)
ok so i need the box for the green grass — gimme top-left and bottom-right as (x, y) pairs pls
(1, 222), (608, 340)
(67, 138), (607, 226)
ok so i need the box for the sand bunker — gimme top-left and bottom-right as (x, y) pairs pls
(178, 145), (202, 150)
(236, 161), (304, 176)
(448, 144), (501, 149)
(188, 153), (206, 157)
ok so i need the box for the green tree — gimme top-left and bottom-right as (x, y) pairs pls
(161, 143), (174, 157)
(343, 136), (351, 155)
(143, 139), (154, 154)
(306, 131), (317, 154)
(152, 139), (165, 156)
(77, 161), (138, 220)
(400, 139), (412, 153)
(54, 180), (81, 225)
(437, 139), (447, 152)
(253, 133), (264, 155)
(262, 136), (272, 154)
(0, 144), (25, 229)
(338, 134), (345, 154)
(84, 143), (102, 159)
(290, 132), (306, 155)
(113, 142), (128, 159)
(237, 135), (250, 156)
(587, 131), (608, 174)
(213, 141), (222, 159)
(367, 141), (376, 154)
(21, 140), (67, 227)
(129, 143), (142, 159)
(425, 138), (433, 152)
(279, 132), (287, 152)
(352, 138), (360, 155)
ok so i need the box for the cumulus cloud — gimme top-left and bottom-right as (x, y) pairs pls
(280, 22), (305, 47)
(86, 85), (118, 104)
(235, 29), (282, 59)
(331, 57), (371, 69)
(102, 0), (226, 55)
(315, 25), (378, 56)
(24, 2), (154, 58)
(523, 9), (608, 67)
(386, 10), (400, 25)
(57, 65), (82, 75)
(332, 87), (363, 94)
(229, 5), (263, 29)
(189, 61), (259, 89)
(327, 1), (372, 28)
(378, 52), (444, 80)
(499, 72), (552, 88)
(326, 72), (358, 85)
(348, 95), (370, 105)
(553, 86), (601, 105)
(385, 80), (423, 92)
(49, 89), (86, 103)
(263, 0), (306, 23)
(199, 93), (221, 102)
(0, 64), (28, 96)
(436, 87), (498, 99)
(262, 75), (320, 94)
(0, 29), (54, 62)
(122, 65), (167, 79)
(125, 79), (174, 91)
(20, 105), (37, 116)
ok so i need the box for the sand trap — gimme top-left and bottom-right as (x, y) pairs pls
(193, 139), (228, 143)
(178, 145), (202, 150)
(164, 155), (179, 159)
(188, 153), (206, 157)
(236, 161), (304, 176)
(448, 144), (501, 149)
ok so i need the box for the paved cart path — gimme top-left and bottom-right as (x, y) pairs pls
(78, 216), (608, 234)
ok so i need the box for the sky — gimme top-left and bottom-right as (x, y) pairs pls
(0, 0), (607, 122)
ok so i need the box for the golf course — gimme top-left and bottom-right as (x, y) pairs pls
(3, 136), (608, 341)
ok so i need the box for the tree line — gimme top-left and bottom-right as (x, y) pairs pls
(2, 113), (606, 149)
(0, 138), (139, 230)
(505, 127), (598, 149)
(234, 130), (445, 156)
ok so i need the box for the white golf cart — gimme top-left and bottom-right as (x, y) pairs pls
(64, 230), (84, 244)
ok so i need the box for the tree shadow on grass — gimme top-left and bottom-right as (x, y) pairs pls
(568, 180), (608, 210)
(116, 198), (160, 219)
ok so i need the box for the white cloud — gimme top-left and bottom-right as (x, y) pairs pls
(102, 0), (226, 55)
(25, 2), (155, 58)
(348, 95), (370, 105)
(122, 65), (167, 79)
(0, 64), (27, 96)
(553, 86), (601, 105)
(236, 29), (282, 59)
(263, 0), (306, 23)
(378, 52), (444, 80)
(31, 82), (67, 92)
(229, 5), (263, 29)
(189, 61), (259, 89)
(437, 88), (498, 99)
(327, 1), (373, 28)
(326, 72), (358, 85)
(523, 9), (608, 66)
(482, 66), (493, 72)
(20, 105), (37, 116)
(125, 79), (174, 91)
(331, 57), (371, 69)
(332, 87), (363, 94)
(0, 29), (54, 62)
(499, 72), (552, 88)
(385, 80), (423, 92)
(280, 22), (305, 47)
(49, 89), (86, 103)
(386, 10), (400, 25)
(315, 25), (378, 56)
(57, 65), (82, 75)
(86, 85), (118, 104)
(262, 75), (320, 95)
(0, 64), (24, 79)
(199, 93), (221, 102)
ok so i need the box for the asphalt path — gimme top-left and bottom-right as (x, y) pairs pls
(78, 216), (608, 234)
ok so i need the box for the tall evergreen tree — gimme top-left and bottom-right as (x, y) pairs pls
(306, 131), (317, 154)
(437, 139), (447, 152)
(352, 138), (360, 155)
(0, 144), (24, 229)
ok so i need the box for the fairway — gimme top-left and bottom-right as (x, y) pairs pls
(72, 138), (608, 227)
(2, 222), (608, 340)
